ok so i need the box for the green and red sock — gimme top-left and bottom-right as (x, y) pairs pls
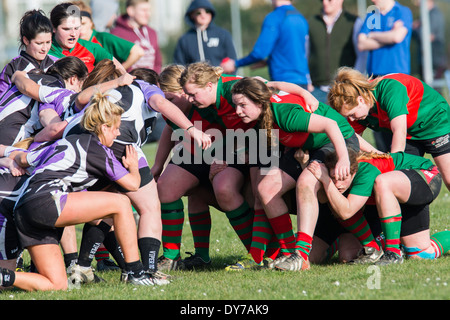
(249, 209), (275, 264)
(325, 238), (339, 261)
(189, 210), (212, 262)
(380, 214), (402, 256)
(430, 230), (450, 258)
(161, 199), (185, 260)
(95, 245), (110, 263)
(225, 201), (254, 251)
(266, 235), (281, 261)
(339, 209), (380, 251)
(295, 232), (313, 261)
(269, 213), (296, 256)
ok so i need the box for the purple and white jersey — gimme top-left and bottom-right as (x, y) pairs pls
(107, 80), (161, 146)
(38, 85), (80, 120)
(62, 80), (162, 169)
(0, 51), (56, 97)
(0, 167), (28, 219)
(64, 80), (161, 146)
(0, 170), (27, 259)
(15, 132), (131, 211)
(0, 74), (63, 145)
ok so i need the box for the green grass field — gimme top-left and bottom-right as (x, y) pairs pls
(1, 138), (449, 302)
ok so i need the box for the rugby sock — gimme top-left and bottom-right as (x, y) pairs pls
(380, 214), (402, 256)
(94, 244), (109, 263)
(63, 252), (78, 269)
(403, 231), (450, 260)
(325, 238), (339, 261)
(78, 222), (112, 267)
(0, 267), (15, 287)
(339, 210), (381, 251)
(249, 209), (275, 264)
(161, 199), (185, 260)
(295, 232), (313, 261)
(430, 230), (450, 258)
(269, 213), (296, 256)
(188, 210), (212, 262)
(225, 201), (254, 251)
(138, 237), (161, 273)
(125, 260), (146, 278)
(103, 231), (126, 269)
(266, 236), (281, 260)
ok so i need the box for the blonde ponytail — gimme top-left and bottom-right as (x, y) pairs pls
(159, 64), (185, 93)
(179, 62), (223, 88)
(328, 67), (381, 113)
(81, 91), (124, 136)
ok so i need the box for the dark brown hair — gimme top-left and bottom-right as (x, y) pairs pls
(81, 59), (121, 90)
(46, 56), (88, 82)
(19, 9), (53, 50)
(231, 77), (275, 145)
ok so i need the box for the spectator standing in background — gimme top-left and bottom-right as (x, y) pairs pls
(357, 0), (412, 152)
(308, 0), (367, 103)
(221, 0), (311, 89)
(174, 0), (237, 67)
(110, 0), (162, 73)
(358, 0), (413, 76)
(412, 0), (447, 79)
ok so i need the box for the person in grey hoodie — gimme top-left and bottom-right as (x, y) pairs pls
(173, 0), (237, 67)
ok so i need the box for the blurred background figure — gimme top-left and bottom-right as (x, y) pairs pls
(357, 0), (413, 152)
(90, 0), (119, 32)
(110, 0), (162, 73)
(221, 0), (311, 89)
(412, 0), (447, 79)
(308, 0), (367, 103)
(174, 0), (237, 67)
(110, 0), (164, 141)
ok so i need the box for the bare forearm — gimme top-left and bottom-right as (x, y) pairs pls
(12, 73), (41, 101)
(358, 34), (383, 51)
(324, 122), (348, 161)
(390, 131), (406, 153)
(389, 115), (407, 153)
(321, 178), (354, 220)
(122, 45), (144, 70)
(34, 121), (67, 142)
(150, 95), (193, 130)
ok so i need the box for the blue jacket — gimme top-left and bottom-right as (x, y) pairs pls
(236, 4), (310, 85)
(173, 0), (237, 66)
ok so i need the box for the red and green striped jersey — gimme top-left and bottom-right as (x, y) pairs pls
(271, 93), (355, 150)
(350, 73), (450, 140)
(350, 151), (435, 200)
(196, 74), (256, 131)
(49, 37), (113, 72)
